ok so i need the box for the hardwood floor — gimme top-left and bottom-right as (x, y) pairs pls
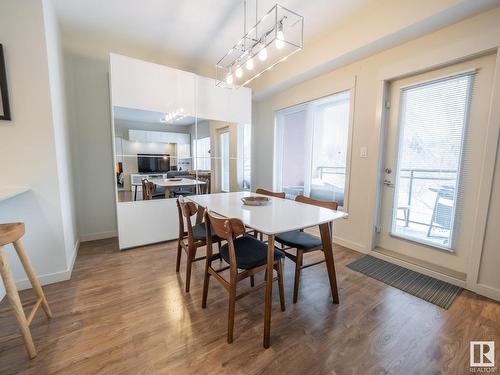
(0, 238), (499, 374)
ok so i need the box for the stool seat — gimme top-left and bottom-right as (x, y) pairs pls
(0, 223), (25, 246)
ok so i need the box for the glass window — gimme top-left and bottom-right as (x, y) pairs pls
(391, 73), (473, 249)
(193, 137), (211, 170)
(275, 90), (352, 208)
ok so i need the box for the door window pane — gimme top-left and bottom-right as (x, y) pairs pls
(391, 73), (473, 249)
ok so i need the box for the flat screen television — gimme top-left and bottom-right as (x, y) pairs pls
(137, 154), (170, 173)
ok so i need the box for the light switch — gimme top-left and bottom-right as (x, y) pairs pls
(360, 147), (368, 158)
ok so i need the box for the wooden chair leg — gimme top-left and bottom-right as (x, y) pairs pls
(12, 239), (52, 319)
(202, 263), (210, 309)
(0, 246), (37, 359)
(185, 246), (195, 293)
(218, 241), (222, 262)
(276, 261), (285, 311)
(250, 275), (255, 287)
(227, 283), (236, 344)
(175, 241), (182, 273)
(293, 249), (303, 304)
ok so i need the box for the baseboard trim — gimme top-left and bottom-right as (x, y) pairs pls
(370, 249), (466, 288)
(15, 240), (80, 291)
(474, 284), (500, 302)
(80, 230), (117, 242)
(333, 236), (367, 253)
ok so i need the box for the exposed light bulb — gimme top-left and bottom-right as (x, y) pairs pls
(246, 58), (254, 70)
(226, 74), (233, 85)
(258, 47), (267, 61)
(275, 30), (285, 49)
(235, 66), (243, 78)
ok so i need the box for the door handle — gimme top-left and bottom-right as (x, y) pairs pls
(383, 179), (394, 187)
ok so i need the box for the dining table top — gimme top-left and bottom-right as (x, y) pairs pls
(187, 191), (346, 235)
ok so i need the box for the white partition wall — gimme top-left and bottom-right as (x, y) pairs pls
(109, 54), (251, 249)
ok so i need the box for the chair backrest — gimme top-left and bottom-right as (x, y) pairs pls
(295, 195), (338, 210)
(255, 188), (285, 199)
(177, 196), (202, 244)
(199, 177), (210, 194)
(204, 210), (246, 273)
(142, 179), (155, 200)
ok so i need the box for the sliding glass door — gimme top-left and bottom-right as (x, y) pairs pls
(275, 91), (352, 208)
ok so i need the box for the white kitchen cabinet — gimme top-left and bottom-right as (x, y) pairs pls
(110, 53), (196, 116)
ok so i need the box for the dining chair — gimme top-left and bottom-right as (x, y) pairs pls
(252, 188), (286, 241)
(202, 210), (285, 343)
(141, 179), (163, 200)
(173, 175), (197, 197)
(255, 188), (286, 199)
(275, 195), (338, 303)
(199, 176), (211, 194)
(176, 196), (221, 292)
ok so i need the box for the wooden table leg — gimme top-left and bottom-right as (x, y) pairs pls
(319, 222), (339, 304)
(263, 234), (275, 348)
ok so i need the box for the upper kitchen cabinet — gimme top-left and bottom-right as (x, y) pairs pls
(109, 53), (196, 116)
(196, 75), (251, 124)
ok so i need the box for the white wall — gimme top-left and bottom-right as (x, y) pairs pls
(252, 6), (500, 298)
(42, 0), (78, 267)
(0, 0), (78, 300)
(64, 51), (118, 241)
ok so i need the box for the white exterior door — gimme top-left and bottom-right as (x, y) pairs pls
(376, 54), (496, 275)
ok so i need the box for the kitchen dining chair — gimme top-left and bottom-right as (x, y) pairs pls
(275, 195), (338, 303)
(176, 196), (221, 292)
(202, 210), (285, 343)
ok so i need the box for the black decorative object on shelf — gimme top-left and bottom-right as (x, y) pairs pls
(0, 44), (11, 121)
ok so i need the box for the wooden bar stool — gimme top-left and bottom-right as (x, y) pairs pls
(0, 223), (52, 358)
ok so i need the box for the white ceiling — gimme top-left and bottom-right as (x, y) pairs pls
(52, 0), (372, 74)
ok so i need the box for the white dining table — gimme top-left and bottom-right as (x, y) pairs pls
(187, 191), (346, 348)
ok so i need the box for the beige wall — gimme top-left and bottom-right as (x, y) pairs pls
(0, 0), (78, 299)
(253, 7), (500, 297)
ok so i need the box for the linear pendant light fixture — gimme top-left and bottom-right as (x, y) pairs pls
(216, 0), (303, 88)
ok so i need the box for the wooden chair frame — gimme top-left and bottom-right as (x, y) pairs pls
(277, 195), (338, 303)
(255, 188), (286, 199)
(176, 196), (220, 292)
(202, 210), (285, 343)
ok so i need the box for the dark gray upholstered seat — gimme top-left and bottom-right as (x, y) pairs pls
(173, 190), (195, 197)
(191, 223), (220, 242)
(276, 230), (322, 251)
(220, 235), (284, 270)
